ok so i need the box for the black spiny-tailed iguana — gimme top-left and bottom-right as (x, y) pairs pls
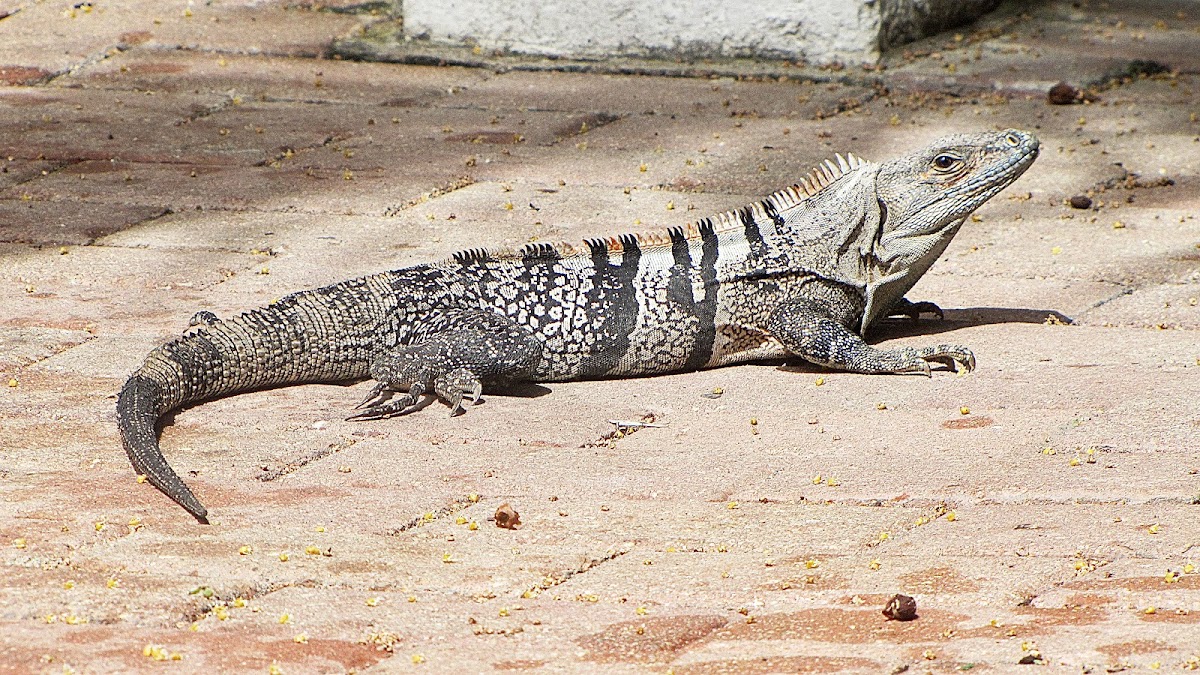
(118, 129), (1039, 522)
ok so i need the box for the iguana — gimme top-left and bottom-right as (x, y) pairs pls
(118, 129), (1039, 523)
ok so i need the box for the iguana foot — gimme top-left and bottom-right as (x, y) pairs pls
(887, 298), (944, 322)
(890, 345), (975, 376)
(348, 309), (541, 421)
(346, 383), (428, 421)
(768, 300), (975, 376)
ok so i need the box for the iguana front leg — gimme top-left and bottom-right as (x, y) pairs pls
(348, 310), (543, 420)
(887, 297), (944, 322)
(767, 300), (974, 375)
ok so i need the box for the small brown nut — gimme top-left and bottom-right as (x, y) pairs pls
(882, 593), (918, 621)
(495, 503), (522, 530)
(1068, 195), (1092, 209)
(1047, 81), (1079, 105)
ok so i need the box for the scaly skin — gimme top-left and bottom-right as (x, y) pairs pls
(117, 129), (1039, 522)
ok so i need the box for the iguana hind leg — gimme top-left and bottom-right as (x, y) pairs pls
(347, 310), (542, 420)
(767, 300), (974, 376)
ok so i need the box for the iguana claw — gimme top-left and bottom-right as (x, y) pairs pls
(347, 383), (426, 420)
(888, 299), (944, 323)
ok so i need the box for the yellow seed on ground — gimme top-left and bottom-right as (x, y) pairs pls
(6, 378), (16, 388)
(960, 406), (970, 415)
(1144, 606), (1157, 614)
(269, 663), (284, 675)
(279, 552), (289, 562)
(455, 516), (467, 525)
(213, 606), (229, 621)
(232, 598), (246, 608)
(13, 538), (26, 549)
(293, 633), (308, 644)
(442, 553), (454, 563)
(305, 546), (321, 555)
(107, 578), (119, 589)
(1184, 562), (1196, 574)
(366, 597), (379, 607)
(1069, 457), (1080, 466)
(826, 478), (839, 487)
(468, 493), (480, 503)
(636, 606), (647, 615)
(946, 511), (957, 522)
(878, 531), (890, 542)
(726, 501), (739, 510)
(314, 525), (326, 532)
(63, 581), (75, 589)
(1051, 246), (1062, 255)
(468, 521), (479, 531)
(136, 475), (147, 483)
(1148, 524), (1160, 534)
(876, 402), (887, 410)
(411, 654), (426, 665)
(1165, 571), (1178, 583)
(278, 613), (291, 624)
(239, 545), (252, 555)
(94, 521), (105, 532)
(804, 559), (819, 569)
(814, 377), (824, 386)
(498, 607), (509, 617)
(638, 163), (648, 172)
(868, 559), (881, 570)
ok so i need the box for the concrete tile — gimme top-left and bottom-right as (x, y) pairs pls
(0, 198), (167, 245)
(0, 86), (230, 163)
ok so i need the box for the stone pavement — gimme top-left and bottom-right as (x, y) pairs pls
(1, 0), (1198, 672)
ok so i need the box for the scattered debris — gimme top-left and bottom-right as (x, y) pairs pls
(607, 419), (665, 431)
(1048, 81), (1081, 105)
(1017, 651), (1046, 665)
(1069, 195), (1093, 209)
(882, 593), (918, 621)
(495, 503), (522, 530)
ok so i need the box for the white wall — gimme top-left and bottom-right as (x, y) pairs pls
(401, 0), (891, 65)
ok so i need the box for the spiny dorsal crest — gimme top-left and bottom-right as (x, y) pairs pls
(448, 152), (868, 264)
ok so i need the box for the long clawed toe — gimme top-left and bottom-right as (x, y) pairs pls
(919, 345), (976, 374)
(353, 382), (390, 410)
(891, 300), (945, 323)
(435, 369), (484, 417)
(347, 383), (426, 421)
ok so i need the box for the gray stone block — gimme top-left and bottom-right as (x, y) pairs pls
(400, 0), (1002, 65)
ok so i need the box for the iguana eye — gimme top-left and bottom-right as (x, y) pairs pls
(933, 153), (959, 170)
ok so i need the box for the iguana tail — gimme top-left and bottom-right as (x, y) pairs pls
(117, 278), (388, 522)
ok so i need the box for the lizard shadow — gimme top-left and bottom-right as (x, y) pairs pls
(871, 307), (1074, 339)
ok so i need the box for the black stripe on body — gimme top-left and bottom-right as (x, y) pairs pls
(577, 237), (642, 377)
(681, 219), (720, 372)
(740, 206), (768, 258)
(760, 198), (785, 227)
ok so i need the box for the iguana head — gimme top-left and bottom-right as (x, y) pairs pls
(872, 129), (1039, 270)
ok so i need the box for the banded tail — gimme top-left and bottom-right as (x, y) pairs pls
(116, 278), (390, 522)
